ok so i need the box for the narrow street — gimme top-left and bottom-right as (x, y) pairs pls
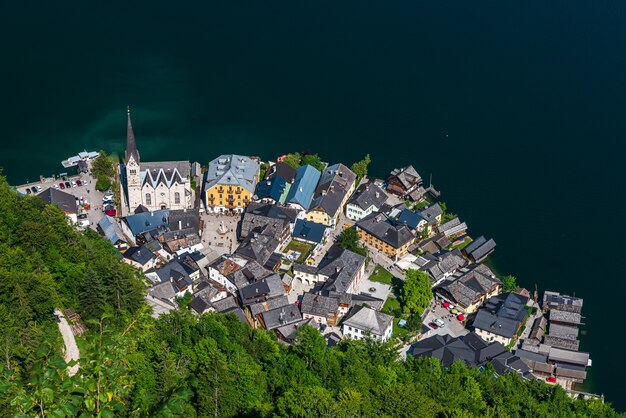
(54, 308), (80, 376)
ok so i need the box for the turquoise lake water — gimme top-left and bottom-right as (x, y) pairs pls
(1, 0), (625, 408)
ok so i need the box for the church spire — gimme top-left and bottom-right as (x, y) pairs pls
(125, 106), (140, 164)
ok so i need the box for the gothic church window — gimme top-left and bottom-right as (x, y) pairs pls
(146, 193), (151, 205)
(175, 192), (180, 204)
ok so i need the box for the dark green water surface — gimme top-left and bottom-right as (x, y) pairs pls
(2, 0), (625, 408)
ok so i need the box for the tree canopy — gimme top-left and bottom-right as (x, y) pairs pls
(503, 275), (519, 292)
(0, 171), (620, 417)
(401, 269), (433, 316)
(336, 227), (368, 257)
(350, 154), (371, 181)
(301, 154), (325, 172)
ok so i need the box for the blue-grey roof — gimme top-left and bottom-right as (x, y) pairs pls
(123, 209), (170, 236)
(285, 165), (321, 210)
(123, 245), (155, 266)
(292, 219), (326, 244)
(98, 215), (125, 245)
(205, 154), (260, 194)
(255, 176), (288, 202)
(397, 209), (425, 230)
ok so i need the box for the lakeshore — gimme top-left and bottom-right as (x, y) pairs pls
(10, 111), (602, 402)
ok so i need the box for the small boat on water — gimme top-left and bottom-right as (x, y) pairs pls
(61, 150), (100, 168)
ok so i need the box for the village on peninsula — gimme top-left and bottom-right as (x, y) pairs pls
(14, 110), (598, 401)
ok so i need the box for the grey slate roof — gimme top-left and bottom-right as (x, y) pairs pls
(548, 347), (589, 367)
(357, 212), (415, 249)
(98, 215), (125, 245)
(226, 260), (272, 289)
(549, 309), (582, 325)
(276, 318), (320, 341)
(464, 236), (496, 262)
(472, 292), (529, 339)
(347, 182), (387, 211)
(437, 217), (468, 237)
(265, 162), (296, 183)
(37, 187), (78, 214)
(123, 210), (170, 236)
(388, 165), (422, 191)
(168, 208), (200, 232)
(205, 154), (260, 194)
(309, 163), (356, 218)
(146, 259), (193, 292)
(543, 291), (583, 313)
(261, 304), (302, 330)
(319, 246), (366, 294)
(420, 249), (467, 283)
(238, 273), (286, 305)
(292, 263), (318, 275)
(240, 202), (296, 239)
(419, 204), (443, 225)
(301, 292), (339, 317)
(234, 226), (280, 266)
(148, 280), (178, 301)
(342, 305), (393, 337)
(140, 161), (190, 189)
(249, 295), (290, 317)
(436, 264), (501, 310)
(123, 245), (155, 266)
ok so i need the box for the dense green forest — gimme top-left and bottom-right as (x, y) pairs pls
(0, 174), (620, 417)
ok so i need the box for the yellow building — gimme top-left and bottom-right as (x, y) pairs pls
(204, 155), (260, 213)
(355, 212), (415, 261)
(306, 163), (356, 227)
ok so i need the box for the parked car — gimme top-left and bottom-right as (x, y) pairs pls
(77, 213), (88, 220)
(433, 318), (446, 328)
(59, 183), (65, 189)
(25, 188), (31, 194)
(54, 184), (59, 189)
(76, 180), (82, 186)
(31, 186), (37, 193)
(36, 185), (42, 191)
(103, 192), (114, 201)
(428, 322), (439, 330)
(71, 180), (77, 187)
(65, 182), (71, 188)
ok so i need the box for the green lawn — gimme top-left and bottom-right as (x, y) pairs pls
(451, 237), (472, 250)
(369, 265), (394, 285)
(284, 240), (314, 263)
(383, 296), (401, 317)
(393, 317), (409, 339)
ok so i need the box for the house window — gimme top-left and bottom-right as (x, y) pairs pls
(174, 192), (180, 204)
(145, 193), (151, 205)
(130, 169), (136, 175)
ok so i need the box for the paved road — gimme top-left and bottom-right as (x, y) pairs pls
(54, 308), (80, 376)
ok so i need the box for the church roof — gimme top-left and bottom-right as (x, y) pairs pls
(125, 107), (140, 164)
(140, 161), (190, 188)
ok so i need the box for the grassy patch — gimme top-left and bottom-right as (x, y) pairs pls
(369, 265), (394, 285)
(451, 237), (472, 250)
(383, 296), (402, 318)
(284, 240), (313, 263)
(393, 317), (409, 339)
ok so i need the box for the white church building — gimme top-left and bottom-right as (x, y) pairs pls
(122, 109), (192, 212)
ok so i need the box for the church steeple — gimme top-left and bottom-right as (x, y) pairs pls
(125, 106), (140, 164)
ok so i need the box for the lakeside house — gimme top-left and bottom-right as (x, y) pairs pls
(254, 162), (296, 205)
(345, 182), (387, 221)
(122, 110), (192, 212)
(386, 165), (422, 198)
(412, 332), (533, 379)
(307, 163), (356, 227)
(204, 154), (260, 213)
(463, 235), (496, 263)
(472, 292), (530, 346)
(435, 264), (502, 314)
(284, 164), (321, 212)
(37, 187), (78, 223)
(355, 212), (415, 260)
